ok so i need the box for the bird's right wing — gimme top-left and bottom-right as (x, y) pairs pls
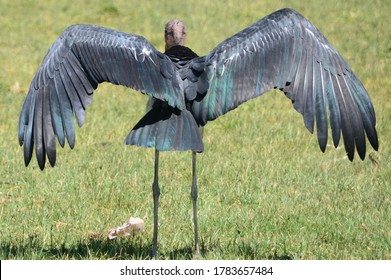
(18, 24), (185, 170)
(189, 8), (378, 161)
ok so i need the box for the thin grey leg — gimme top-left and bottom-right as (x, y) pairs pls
(191, 151), (200, 257)
(151, 149), (160, 259)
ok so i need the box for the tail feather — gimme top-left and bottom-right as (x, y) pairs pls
(125, 105), (204, 152)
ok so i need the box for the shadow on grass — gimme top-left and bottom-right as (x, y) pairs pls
(0, 234), (293, 260)
(43, 238), (151, 260)
(0, 235), (151, 260)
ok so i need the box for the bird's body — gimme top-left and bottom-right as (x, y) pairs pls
(18, 8), (378, 258)
(127, 45), (204, 152)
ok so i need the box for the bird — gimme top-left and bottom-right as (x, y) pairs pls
(18, 8), (378, 258)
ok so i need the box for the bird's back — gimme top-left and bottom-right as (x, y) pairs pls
(125, 45), (204, 152)
(164, 45), (199, 63)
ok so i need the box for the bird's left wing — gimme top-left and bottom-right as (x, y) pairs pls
(18, 24), (184, 170)
(189, 8), (378, 160)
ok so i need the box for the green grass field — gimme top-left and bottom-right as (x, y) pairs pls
(0, 0), (390, 259)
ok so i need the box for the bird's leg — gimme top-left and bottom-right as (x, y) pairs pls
(191, 151), (200, 257)
(151, 149), (160, 259)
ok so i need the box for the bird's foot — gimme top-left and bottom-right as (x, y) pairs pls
(193, 244), (202, 259)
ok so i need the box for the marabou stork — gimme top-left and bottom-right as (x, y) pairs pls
(18, 8), (378, 258)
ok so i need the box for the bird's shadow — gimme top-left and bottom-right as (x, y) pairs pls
(1, 234), (292, 260)
(0, 232), (196, 260)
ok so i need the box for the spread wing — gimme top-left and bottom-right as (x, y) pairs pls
(189, 8), (378, 160)
(18, 24), (185, 170)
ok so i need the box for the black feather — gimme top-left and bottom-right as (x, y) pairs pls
(126, 100), (203, 152)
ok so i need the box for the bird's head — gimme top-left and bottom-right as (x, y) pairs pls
(164, 19), (186, 50)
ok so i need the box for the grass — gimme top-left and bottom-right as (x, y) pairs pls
(0, 0), (390, 259)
